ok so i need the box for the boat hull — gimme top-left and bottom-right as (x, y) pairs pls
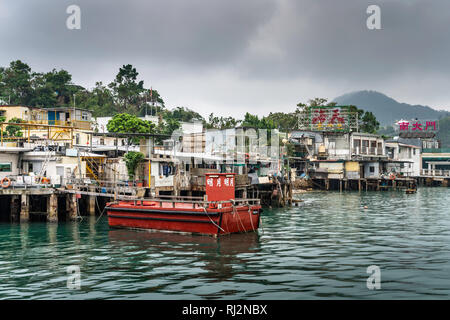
(106, 202), (261, 236)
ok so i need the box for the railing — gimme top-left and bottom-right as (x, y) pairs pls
(421, 169), (450, 177)
(3, 174), (56, 189)
(113, 197), (261, 209)
(28, 120), (92, 130)
(353, 147), (383, 156)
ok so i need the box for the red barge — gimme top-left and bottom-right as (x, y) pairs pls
(106, 173), (262, 236)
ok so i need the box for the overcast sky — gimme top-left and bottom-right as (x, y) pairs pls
(1, 0), (450, 117)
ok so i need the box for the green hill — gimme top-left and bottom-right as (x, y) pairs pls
(333, 90), (450, 126)
(437, 117), (450, 148)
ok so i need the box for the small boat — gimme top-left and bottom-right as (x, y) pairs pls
(405, 188), (417, 194)
(106, 173), (262, 236)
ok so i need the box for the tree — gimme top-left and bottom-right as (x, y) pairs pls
(138, 88), (166, 117)
(75, 82), (117, 116)
(266, 112), (298, 131)
(5, 117), (24, 137)
(164, 106), (204, 122)
(109, 64), (145, 114)
(347, 105), (380, 133)
(361, 111), (380, 134)
(124, 151), (145, 180)
(241, 112), (275, 129)
(106, 113), (156, 144)
(203, 113), (240, 129)
(44, 69), (76, 106)
(0, 60), (33, 105)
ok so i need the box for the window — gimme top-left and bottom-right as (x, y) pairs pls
(369, 166), (375, 173)
(0, 163), (12, 172)
(82, 112), (89, 121)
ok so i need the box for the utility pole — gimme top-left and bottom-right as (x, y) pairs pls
(73, 93), (76, 126)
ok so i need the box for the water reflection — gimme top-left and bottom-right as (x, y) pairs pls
(108, 230), (261, 282)
(1, 188), (450, 299)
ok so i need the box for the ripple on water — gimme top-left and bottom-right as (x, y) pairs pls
(0, 188), (450, 299)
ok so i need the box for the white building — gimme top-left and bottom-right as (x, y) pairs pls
(385, 141), (421, 176)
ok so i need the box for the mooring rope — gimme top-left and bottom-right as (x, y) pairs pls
(202, 206), (225, 232)
(248, 206), (255, 232)
(233, 204), (246, 233)
(76, 197), (83, 221)
(95, 196), (107, 224)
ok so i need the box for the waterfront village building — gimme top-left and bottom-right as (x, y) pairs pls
(0, 145), (105, 184)
(0, 105), (93, 148)
(131, 126), (287, 197)
(421, 148), (450, 177)
(0, 105), (103, 186)
(290, 131), (388, 179)
(385, 140), (421, 177)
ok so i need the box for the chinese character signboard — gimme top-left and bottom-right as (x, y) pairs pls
(205, 173), (235, 201)
(395, 119), (439, 138)
(298, 106), (359, 132)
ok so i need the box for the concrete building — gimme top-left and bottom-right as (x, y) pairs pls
(385, 141), (421, 176)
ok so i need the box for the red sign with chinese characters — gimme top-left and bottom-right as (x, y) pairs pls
(308, 107), (352, 131)
(397, 120), (438, 132)
(205, 173), (235, 202)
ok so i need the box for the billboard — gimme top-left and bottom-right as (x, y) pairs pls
(395, 119), (438, 138)
(297, 106), (359, 132)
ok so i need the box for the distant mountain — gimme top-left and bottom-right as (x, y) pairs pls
(333, 90), (450, 126)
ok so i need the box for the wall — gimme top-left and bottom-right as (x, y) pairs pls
(0, 153), (20, 179)
(345, 161), (360, 179)
(364, 162), (380, 178)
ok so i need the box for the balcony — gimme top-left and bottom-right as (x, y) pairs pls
(421, 169), (450, 177)
(353, 147), (383, 156)
(28, 120), (92, 130)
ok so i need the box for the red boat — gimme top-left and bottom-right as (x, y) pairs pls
(106, 173), (262, 236)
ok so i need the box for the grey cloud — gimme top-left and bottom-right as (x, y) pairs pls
(1, 0), (450, 116)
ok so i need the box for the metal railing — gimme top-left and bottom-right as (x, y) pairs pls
(353, 147), (383, 156)
(421, 169), (450, 177)
(112, 196), (261, 209)
(28, 120), (92, 130)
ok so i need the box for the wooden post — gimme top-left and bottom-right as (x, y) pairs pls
(288, 183), (293, 206)
(20, 193), (29, 222)
(66, 194), (78, 221)
(340, 180), (342, 193)
(10, 195), (20, 222)
(47, 194), (58, 223)
(358, 179), (361, 192)
(88, 187), (96, 216)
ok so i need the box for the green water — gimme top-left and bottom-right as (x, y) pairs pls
(0, 187), (449, 299)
